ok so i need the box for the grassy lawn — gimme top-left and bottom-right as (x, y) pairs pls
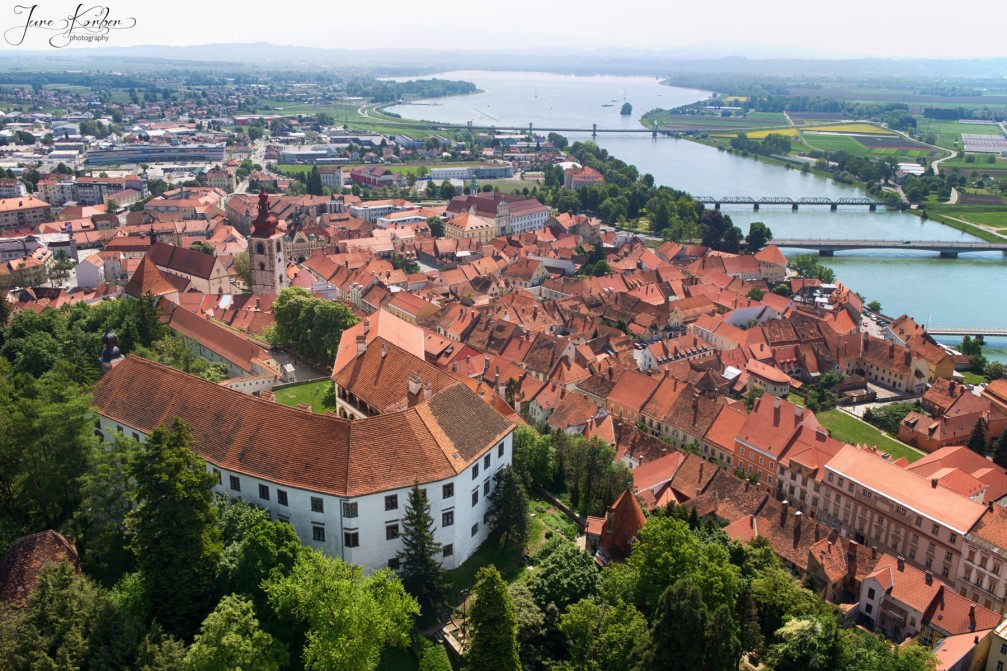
(443, 493), (580, 604)
(444, 532), (525, 604)
(818, 409), (925, 463)
(272, 380), (336, 414)
(961, 371), (988, 385)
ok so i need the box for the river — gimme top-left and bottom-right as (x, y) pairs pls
(386, 71), (1007, 361)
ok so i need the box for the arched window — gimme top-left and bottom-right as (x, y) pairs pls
(258, 262), (265, 271)
(256, 242), (265, 255)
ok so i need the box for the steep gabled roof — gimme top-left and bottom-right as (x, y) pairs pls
(92, 357), (513, 498)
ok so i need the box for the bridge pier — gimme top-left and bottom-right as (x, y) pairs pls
(830, 203), (838, 212)
(592, 123), (597, 138)
(818, 250), (834, 257)
(869, 204), (877, 211)
(792, 203), (799, 211)
(714, 202), (721, 211)
(939, 251), (959, 258)
(753, 203), (759, 211)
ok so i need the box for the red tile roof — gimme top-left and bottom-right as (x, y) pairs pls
(0, 530), (80, 606)
(92, 356), (513, 498)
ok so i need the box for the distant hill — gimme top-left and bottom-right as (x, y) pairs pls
(0, 43), (1005, 79)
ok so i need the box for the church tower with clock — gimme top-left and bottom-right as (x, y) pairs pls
(249, 189), (289, 295)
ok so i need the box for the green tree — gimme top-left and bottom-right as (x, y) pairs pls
(184, 594), (286, 671)
(466, 566), (520, 671)
(397, 483), (447, 616)
(128, 418), (222, 638)
(426, 216), (445, 237)
(425, 180), (438, 198)
(560, 599), (650, 671)
(967, 417), (988, 456)
(263, 548), (418, 671)
(135, 624), (187, 671)
(750, 567), (824, 643)
(71, 433), (140, 584)
(439, 180), (456, 199)
(746, 222), (773, 252)
(509, 583), (546, 670)
(217, 512), (302, 624)
(189, 240), (214, 255)
(232, 251), (252, 290)
(866, 300), (883, 313)
(765, 615), (840, 671)
(645, 578), (707, 671)
(747, 288), (765, 301)
(0, 367), (96, 532)
(487, 466), (530, 552)
(994, 431), (1007, 470)
(529, 540), (598, 612)
(272, 287), (359, 366)
(789, 254), (836, 283)
(9, 560), (144, 670)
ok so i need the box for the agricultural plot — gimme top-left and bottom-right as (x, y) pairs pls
(710, 127), (798, 139)
(956, 193), (1006, 206)
(801, 123), (894, 135)
(800, 133), (871, 154)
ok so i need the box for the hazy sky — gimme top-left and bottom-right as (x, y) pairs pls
(1, 0), (1004, 59)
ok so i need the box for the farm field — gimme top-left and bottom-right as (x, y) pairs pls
(801, 123), (894, 134)
(916, 119), (1006, 151)
(927, 204), (1007, 229)
(800, 134), (871, 154)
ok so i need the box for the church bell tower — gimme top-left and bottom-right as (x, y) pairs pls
(249, 189), (288, 294)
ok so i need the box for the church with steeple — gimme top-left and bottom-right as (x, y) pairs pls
(248, 189), (289, 295)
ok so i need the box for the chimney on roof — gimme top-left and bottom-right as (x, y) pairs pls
(363, 318), (370, 336)
(795, 406), (804, 420)
(932, 478), (939, 489)
(408, 371), (422, 396)
(871, 545), (877, 560)
(381, 344), (388, 358)
(989, 502), (995, 513)
(970, 604), (976, 617)
(423, 381), (433, 401)
(889, 342), (895, 357)
(925, 570), (933, 585)
(781, 500), (789, 527)
(898, 556), (905, 570)
(356, 335), (367, 355)
(794, 510), (803, 537)
(452, 361), (459, 373)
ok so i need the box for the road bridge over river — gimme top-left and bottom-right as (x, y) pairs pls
(771, 239), (1007, 258)
(694, 196), (886, 211)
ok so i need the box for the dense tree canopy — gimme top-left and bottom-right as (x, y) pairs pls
(271, 287), (360, 366)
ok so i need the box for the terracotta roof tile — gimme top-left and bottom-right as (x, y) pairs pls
(0, 530), (80, 606)
(92, 357), (512, 497)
